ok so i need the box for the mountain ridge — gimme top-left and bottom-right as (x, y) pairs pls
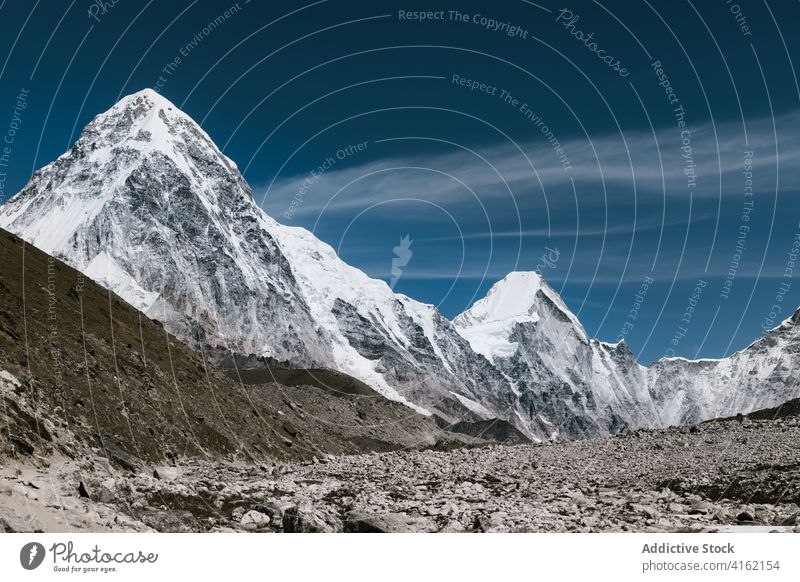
(2, 89), (798, 441)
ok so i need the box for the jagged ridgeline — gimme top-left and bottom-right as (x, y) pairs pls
(1, 90), (799, 444)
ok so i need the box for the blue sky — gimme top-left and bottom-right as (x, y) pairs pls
(1, 0), (799, 363)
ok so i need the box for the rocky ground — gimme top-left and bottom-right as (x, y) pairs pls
(2, 415), (798, 533)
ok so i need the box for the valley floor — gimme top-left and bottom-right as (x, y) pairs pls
(1, 416), (799, 533)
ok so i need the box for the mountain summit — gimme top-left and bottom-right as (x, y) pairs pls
(0, 89), (329, 364)
(2, 91), (798, 440)
(454, 271), (586, 361)
(0, 90), (506, 417)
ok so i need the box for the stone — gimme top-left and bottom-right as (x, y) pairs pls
(9, 435), (34, 456)
(257, 500), (293, 521)
(474, 512), (507, 533)
(736, 511), (755, 523)
(231, 506), (246, 521)
(688, 500), (714, 514)
(140, 509), (197, 533)
(631, 503), (660, 519)
(712, 508), (732, 523)
(780, 512), (799, 526)
(240, 510), (271, 531)
(570, 493), (594, 507)
(439, 519), (466, 533)
(344, 511), (434, 533)
(283, 503), (341, 533)
(153, 467), (180, 482)
(92, 478), (116, 503)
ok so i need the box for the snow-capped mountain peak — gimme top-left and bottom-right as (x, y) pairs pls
(453, 271), (587, 362)
(454, 271), (545, 327)
(84, 88), (241, 193)
(2, 91), (798, 444)
(455, 271), (584, 330)
(91, 89), (232, 166)
(0, 90), (514, 420)
(0, 89), (249, 262)
(0, 90), (329, 365)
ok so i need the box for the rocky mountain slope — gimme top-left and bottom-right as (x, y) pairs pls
(455, 272), (660, 439)
(455, 272), (800, 436)
(1, 89), (798, 442)
(0, 227), (477, 471)
(0, 89), (516, 428)
(646, 310), (800, 426)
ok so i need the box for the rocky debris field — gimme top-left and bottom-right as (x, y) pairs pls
(2, 415), (799, 533)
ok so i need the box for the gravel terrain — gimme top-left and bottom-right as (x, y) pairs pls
(2, 416), (798, 533)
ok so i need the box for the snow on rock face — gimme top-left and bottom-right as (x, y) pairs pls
(453, 272), (800, 436)
(455, 272), (659, 439)
(84, 251), (159, 311)
(454, 271), (586, 362)
(646, 308), (800, 425)
(454, 271), (547, 327)
(0, 89), (329, 365)
(2, 90), (798, 442)
(0, 89), (511, 423)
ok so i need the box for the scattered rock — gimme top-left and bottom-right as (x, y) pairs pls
(439, 519), (466, 533)
(4, 412), (798, 533)
(153, 467), (180, 482)
(240, 510), (270, 531)
(140, 509), (198, 533)
(92, 478), (116, 503)
(344, 511), (433, 533)
(257, 500), (293, 522)
(283, 503), (340, 533)
(630, 503), (659, 519)
(9, 435), (34, 456)
(689, 500), (714, 514)
(231, 506), (246, 522)
(737, 511), (755, 523)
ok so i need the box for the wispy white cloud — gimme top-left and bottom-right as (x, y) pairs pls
(417, 212), (715, 241)
(255, 111), (800, 221)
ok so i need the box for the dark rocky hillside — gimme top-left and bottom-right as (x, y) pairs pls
(0, 228), (476, 470)
(712, 397), (800, 422)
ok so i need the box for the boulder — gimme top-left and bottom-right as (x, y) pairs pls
(153, 467), (181, 482)
(283, 503), (341, 533)
(344, 510), (435, 533)
(688, 500), (714, 514)
(240, 510), (271, 531)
